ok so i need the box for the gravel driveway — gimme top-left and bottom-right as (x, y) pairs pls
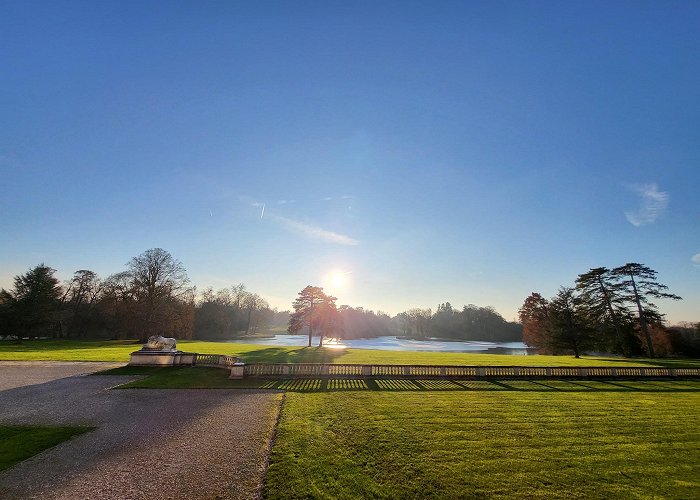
(0, 363), (283, 499)
(0, 361), (125, 390)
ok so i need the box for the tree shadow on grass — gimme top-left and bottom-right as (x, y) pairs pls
(598, 357), (700, 369)
(97, 365), (700, 393)
(250, 378), (700, 393)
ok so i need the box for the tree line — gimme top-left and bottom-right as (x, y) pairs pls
(0, 248), (288, 341)
(287, 286), (523, 346)
(519, 263), (697, 358)
(395, 303), (522, 342)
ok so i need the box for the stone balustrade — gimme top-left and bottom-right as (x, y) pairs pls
(233, 363), (700, 380)
(127, 351), (700, 381)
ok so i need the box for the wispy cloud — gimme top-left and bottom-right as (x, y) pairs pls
(271, 215), (359, 246)
(251, 202), (265, 218)
(320, 195), (353, 202)
(692, 253), (700, 265)
(624, 183), (668, 227)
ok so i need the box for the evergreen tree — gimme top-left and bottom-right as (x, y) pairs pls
(612, 263), (682, 358)
(546, 287), (592, 358)
(288, 286), (340, 347)
(0, 264), (62, 339)
(575, 267), (633, 356)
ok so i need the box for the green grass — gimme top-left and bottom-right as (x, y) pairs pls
(2, 339), (699, 367)
(263, 391), (700, 499)
(0, 426), (94, 472)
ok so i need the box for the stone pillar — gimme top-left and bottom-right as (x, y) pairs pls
(229, 363), (245, 379)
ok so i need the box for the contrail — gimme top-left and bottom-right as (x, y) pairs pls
(260, 203), (265, 219)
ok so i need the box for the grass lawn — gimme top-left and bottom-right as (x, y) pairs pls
(0, 426), (93, 472)
(104, 366), (700, 498)
(2, 339), (699, 367)
(263, 391), (700, 499)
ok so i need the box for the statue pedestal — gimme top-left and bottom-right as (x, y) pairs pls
(129, 350), (195, 366)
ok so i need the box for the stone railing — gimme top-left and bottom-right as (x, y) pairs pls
(193, 353), (241, 368)
(127, 351), (700, 380)
(129, 349), (243, 369)
(230, 363), (700, 380)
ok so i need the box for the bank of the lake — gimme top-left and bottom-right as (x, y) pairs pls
(2, 339), (700, 368)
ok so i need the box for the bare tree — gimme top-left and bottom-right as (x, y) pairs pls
(243, 293), (269, 335)
(126, 248), (193, 340)
(61, 270), (103, 337)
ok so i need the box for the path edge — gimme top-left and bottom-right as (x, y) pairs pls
(255, 392), (286, 500)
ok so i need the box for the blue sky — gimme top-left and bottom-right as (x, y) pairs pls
(1, 1), (698, 322)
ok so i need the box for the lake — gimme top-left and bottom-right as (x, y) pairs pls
(228, 334), (534, 355)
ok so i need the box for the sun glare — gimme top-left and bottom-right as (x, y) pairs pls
(325, 270), (350, 291)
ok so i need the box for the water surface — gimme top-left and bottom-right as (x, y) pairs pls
(228, 334), (533, 355)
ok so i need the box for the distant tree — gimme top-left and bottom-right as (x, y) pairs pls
(288, 286), (339, 347)
(459, 304), (520, 342)
(432, 302), (460, 339)
(192, 284), (278, 339)
(575, 267), (634, 356)
(314, 298), (342, 347)
(667, 322), (700, 357)
(126, 248), (193, 340)
(0, 264), (62, 339)
(338, 306), (394, 339)
(545, 287), (592, 358)
(391, 303), (521, 342)
(395, 311), (411, 336)
(0, 290), (14, 337)
(518, 293), (549, 350)
(612, 263), (682, 358)
(243, 293), (269, 335)
(229, 283), (248, 332)
(61, 270), (103, 338)
(101, 271), (137, 339)
(405, 308), (432, 338)
(194, 287), (224, 339)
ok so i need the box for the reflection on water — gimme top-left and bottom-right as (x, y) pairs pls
(227, 334), (534, 354)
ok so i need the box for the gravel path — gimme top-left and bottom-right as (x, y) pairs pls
(0, 361), (124, 391)
(0, 365), (283, 499)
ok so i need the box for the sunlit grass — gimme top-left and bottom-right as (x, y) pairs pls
(0, 426), (93, 472)
(1, 339), (699, 368)
(263, 391), (700, 499)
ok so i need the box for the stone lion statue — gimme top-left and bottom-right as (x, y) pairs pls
(145, 335), (177, 351)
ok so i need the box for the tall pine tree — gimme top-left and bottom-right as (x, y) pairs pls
(612, 263), (682, 358)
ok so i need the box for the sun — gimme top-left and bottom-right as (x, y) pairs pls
(331, 272), (345, 289)
(325, 270), (350, 290)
